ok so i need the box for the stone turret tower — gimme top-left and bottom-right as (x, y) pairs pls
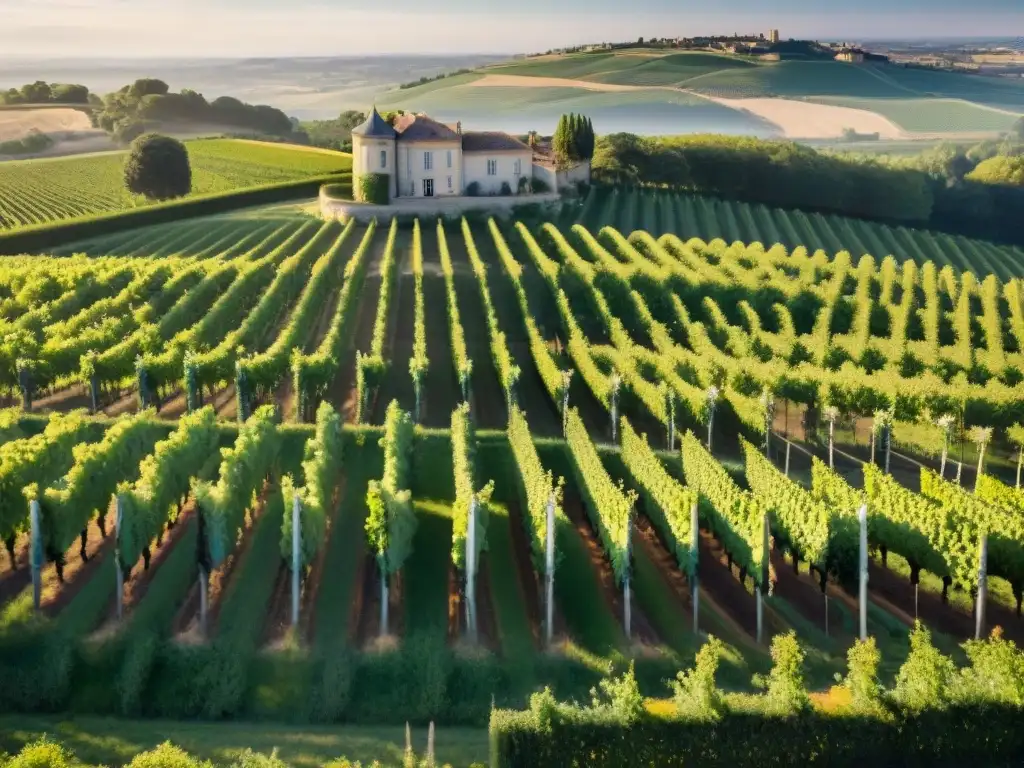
(351, 107), (397, 201)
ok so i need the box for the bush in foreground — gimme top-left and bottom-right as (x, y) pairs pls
(490, 627), (1024, 767)
(0, 739), (463, 768)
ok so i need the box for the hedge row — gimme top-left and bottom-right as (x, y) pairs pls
(0, 172), (351, 255)
(489, 705), (1024, 767)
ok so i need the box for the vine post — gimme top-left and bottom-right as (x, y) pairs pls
(824, 405), (838, 469)
(466, 495), (478, 643)
(17, 361), (32, 411)
(760, 388), (774, 458)
(975, 533), (988, 641)
(690, 500), (699, 634)
(705, 386), (719, 452)
(937, 414), (955, 478)
(561, 370), (572, 438)
(198, 565), (209, 638)
(971, 426), (993, 492)
(30, 499), (42, 611)
(291, 493), (301, 628)
(545, 492), (556, 648)
(784, 439), (791, 478)
(381, 569), (389, 637)
(89, 372), (100, 414)
(115, 495), (124, 620)
(757, 511), (770, 645)
(859, 503), (868, 641)
(623, 504), (633, 640)
(609, 372), (622, 443)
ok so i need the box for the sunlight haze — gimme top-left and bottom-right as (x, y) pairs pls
(0, 0), (1019, 57)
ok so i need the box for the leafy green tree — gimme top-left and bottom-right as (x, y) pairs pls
(123, 133), (192, 200)
(589, 661), (644, 724)
(668, 635), (727, 720)
(892, 622), (956, 711)
(49, 83), (90, 104)
(958, 628), (1024, 706)
(19, 80), (51, 103)
(113, 118), (146, 145)
(967, 155), (1024, 187)
(840, 637), (885, 712)
(128, 78), (170, 100)
(753, 630), (809, 714)
(552, 114), (571, 165)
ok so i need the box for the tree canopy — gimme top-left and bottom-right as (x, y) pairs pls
(966, 155), (1024, 187)
(123, 133), (192, 201)
(0, 81), (92, 105)
(93, 79), (297, 141)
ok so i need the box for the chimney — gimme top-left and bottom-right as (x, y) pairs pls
(457, 121), (462, 134)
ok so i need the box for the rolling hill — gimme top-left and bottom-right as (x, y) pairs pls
(370, 50), (1024, 141)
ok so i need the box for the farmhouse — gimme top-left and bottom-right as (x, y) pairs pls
(351, 107), (588, 201)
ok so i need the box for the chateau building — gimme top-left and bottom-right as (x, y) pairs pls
(351, 107), (590, 200)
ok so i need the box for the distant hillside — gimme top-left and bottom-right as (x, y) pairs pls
(369, 50), (1024, 141)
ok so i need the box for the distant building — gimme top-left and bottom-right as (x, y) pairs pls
(768, 28), (780, 44)
(835, 49), (866, 63)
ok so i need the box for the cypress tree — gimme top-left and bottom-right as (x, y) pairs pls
(553, 113), (571, 165)
(569, 113), (582, 160)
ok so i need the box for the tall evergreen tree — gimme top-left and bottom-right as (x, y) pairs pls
(553, 113), (571, 165)
(570, 113), (583, 160)
(582, 116), (595, 159)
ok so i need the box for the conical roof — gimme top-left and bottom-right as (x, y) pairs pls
(352, 107), (397, 138)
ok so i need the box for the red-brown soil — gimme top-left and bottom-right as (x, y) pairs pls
(44, 515), (114, 617)
(355, 551), (404, 647)
(504, 498), (547, 647)
(561, 489), (659, 645)
(448, 232), (507, 430)
(770, 549), (852, 642)
(697, 529), (760, 637)
(447, 558), (499, 652)
(420, 233), (459, 428)
(120, 506), (196, 615)
(336, 241), (386, 424)
(866, 559), (1024, 644)
(172, 489), (267, 637)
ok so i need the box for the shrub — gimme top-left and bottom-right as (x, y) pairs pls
(500, 181), (513, 196)
(840, 637), (884, 712)
(466, 181), (481, 197)
(753, 631), (809, 714)
(5, 738), (72, 768)
(126, 743), (213, 768)
(530, 177), (550, 193)
(124, 133), (192, 200)
(668, 635), (727, 721)
(517, 176), (530, 194)
(356, 173), (390, 204)
(892, 622), (957, 711)
(321, 182), (351, 200)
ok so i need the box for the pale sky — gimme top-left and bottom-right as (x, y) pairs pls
(0, 0), (1020, 58)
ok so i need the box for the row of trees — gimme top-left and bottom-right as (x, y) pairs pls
(0, 80), (94, 106)
(552, 113), (596, 166)
(91, 78), (299, 145)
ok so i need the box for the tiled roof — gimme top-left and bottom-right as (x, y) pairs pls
(394, 113), (461, 142)
(462, 131), (531, 152)
(351, 107), (396, 138)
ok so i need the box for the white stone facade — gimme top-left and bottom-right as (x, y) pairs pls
(351, 109), (588, 201)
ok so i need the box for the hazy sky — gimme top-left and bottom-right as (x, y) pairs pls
(0, 0), (1020, 58)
